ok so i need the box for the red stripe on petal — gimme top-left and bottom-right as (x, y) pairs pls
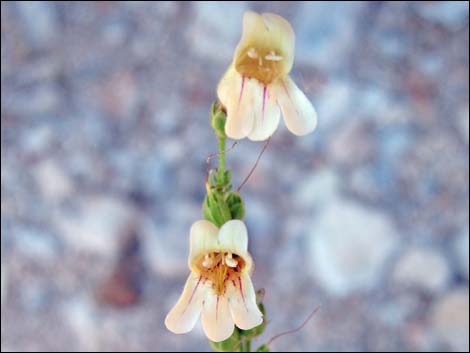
(238, 276), (248, 311)
(182, 276), (202, 315)
(238, 76), (245, 106)
(262, 85), (267, 120)
(216, 296), (220, 322)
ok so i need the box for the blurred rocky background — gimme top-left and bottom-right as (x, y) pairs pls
(1, 1), (469, 352)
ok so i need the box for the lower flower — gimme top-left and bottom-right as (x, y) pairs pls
(165, 220), (263, 342)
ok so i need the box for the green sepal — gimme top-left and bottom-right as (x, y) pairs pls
(210, 328), (242, 352)
(203, 191), (231, 227)
(256, 344), (270, 352)
(226, 192), (245, 220)
(220, 170), (232, 188)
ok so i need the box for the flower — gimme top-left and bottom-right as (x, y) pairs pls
(217, 11), (317, 141)
(165, 219), (263, 342)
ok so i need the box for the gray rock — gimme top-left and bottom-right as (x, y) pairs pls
(458, 106), (469, 144)
(188, 2), (247, 63)
(1, 264), (7, 306)
(9, 84), (61, 116)
(13, 226), (59, 261)
(293, 169), (340, 210)
(141, 201), (200, 277)
(454, 230), (469, 280)
(34, 159), (74, 202)
(416, 2), (469, 30)
(328, 119), (374, 167)
(17, 1), (58, 48)
(296, 1), (362, 69)
(315, 80), (353, 129)
(309, 198), (398, 296)
(431, 288), (470, 352)
(393, 248), (449, 293)
(54, 196), (136, 258)
(61, 297), (99, 351)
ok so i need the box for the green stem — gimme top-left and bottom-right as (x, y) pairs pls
(217, 136), (226, 183)
(245, 338), (251, 352)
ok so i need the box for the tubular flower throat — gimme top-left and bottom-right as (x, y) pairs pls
(165, 220), (263, 342)
(217, 11), (318, 141)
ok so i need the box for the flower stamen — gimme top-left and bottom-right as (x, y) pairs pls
(203, 254), (214, 268)
(265, 51), (283, 61)
(247, 47), (258, 59)
(225, 253), (238, 268)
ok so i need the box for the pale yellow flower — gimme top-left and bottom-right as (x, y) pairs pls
(165, 220), (263, 342)
(218, 11), (317, 141)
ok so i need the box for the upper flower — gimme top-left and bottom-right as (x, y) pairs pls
(165, 220), (263, 342)
(217, 11), (317, 141)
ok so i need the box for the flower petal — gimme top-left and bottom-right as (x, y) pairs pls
(189, 220), (219, 268)
(201, 292), (234, 342)
(273, 76), (317, 136)
(224, 76), (266, 140)
(218, 220), (248, 253)
(218, 220), (253, 272)
(165, 274), (206, 334)
(217, 65), (239, 109)
(247, 83), (281, 141)
(234, 11), (295, 76)
(228, 272), (263, 330)
(261, 13), (295, 72)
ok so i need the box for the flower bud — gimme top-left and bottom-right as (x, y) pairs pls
(210, 102), (227, 139)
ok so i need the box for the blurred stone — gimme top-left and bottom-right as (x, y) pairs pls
(55, 196), (135, 258)
(9, 84), (61, 116)
(416, 2), (469, 30)
(453, 230), (469, 280)
(293, 169), (340, 209)
(458, 106), (469, 144)
(243, 195), (278, 238)
(431, 288), (470, 352)
(1, 1), (469, 351)
(95, 230), (144, 307)
(100, 71), (138, 119)
(13, 226), (59, 261)
(315, 80), (353, 129)
(34, 159), (74, 202)
(61, 297), (99, 351)
(296, 1), (361, 69)
(141, 201), (200, 276)
(328, 119), (374, 167)
(393, 248), (449, 293)
(349, 166), (382, 201)
(1, 264), (7, 305)
(17, 1), (58, 48)
(188, 2), (246, 62)
(309, 198), (398, 296)
(21, 125), (54, 156)
(18, 278), (49, 313)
